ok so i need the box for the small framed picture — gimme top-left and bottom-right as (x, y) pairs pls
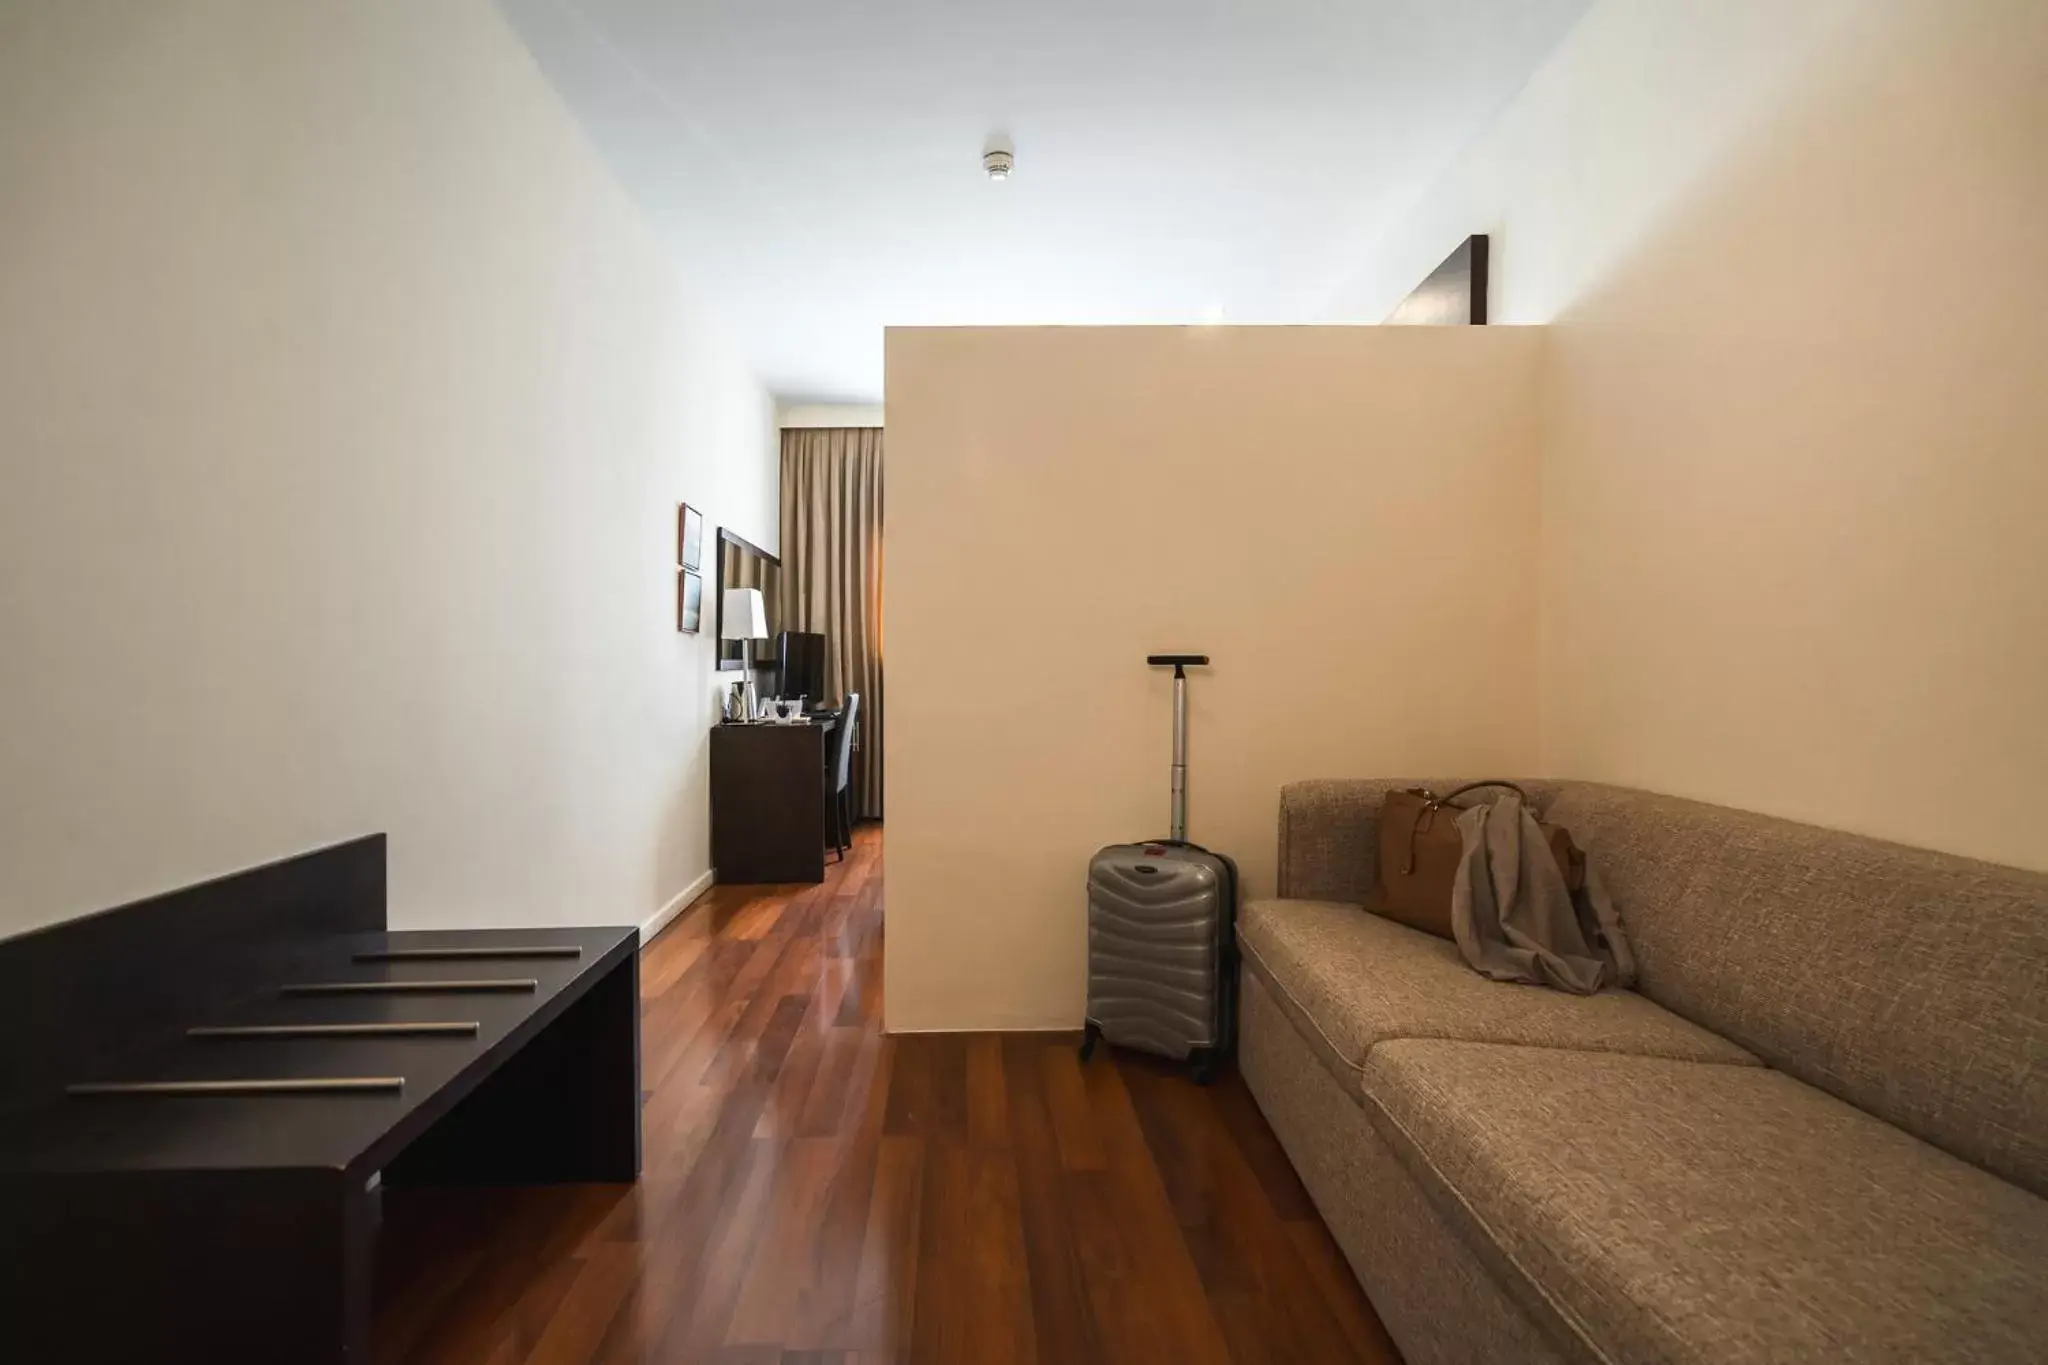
(678, 502), (705, 570)
(677, 568), (703, 633)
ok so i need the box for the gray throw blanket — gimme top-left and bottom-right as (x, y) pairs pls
(1450, 793), (1636, 995)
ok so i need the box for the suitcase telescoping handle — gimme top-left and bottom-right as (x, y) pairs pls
(1147, 655), (1209, 843)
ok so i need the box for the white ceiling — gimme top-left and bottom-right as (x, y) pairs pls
(502, 0), (1591, 403)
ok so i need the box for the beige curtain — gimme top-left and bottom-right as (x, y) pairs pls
(780, 427), (884, 819)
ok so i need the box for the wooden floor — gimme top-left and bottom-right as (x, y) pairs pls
(374, 826), (1401, 1365)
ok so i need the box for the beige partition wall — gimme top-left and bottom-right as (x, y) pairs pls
(885, 326), (1542, 1032)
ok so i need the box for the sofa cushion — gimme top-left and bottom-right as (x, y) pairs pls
(1237, 898), (1757, 1097)
(1360, 1040), (2048, 1365)
(1546, 782), (2048, 1197)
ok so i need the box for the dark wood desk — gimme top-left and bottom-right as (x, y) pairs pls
(710, 717), (839, 883)
(0, 841), (640, 1365)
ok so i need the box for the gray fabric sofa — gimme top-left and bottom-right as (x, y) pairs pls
(1238, 779), (2048, 1365)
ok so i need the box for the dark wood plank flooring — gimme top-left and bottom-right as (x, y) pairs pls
(374, 826), (1401, 1364)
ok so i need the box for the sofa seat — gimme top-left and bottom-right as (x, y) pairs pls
(1360, 1039), (2048, 1365)
(1237, 898), (1757, 1098)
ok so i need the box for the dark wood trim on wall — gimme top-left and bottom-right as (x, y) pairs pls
(1466, 233), (1490, 324)
(1384, 233), (1489, 325)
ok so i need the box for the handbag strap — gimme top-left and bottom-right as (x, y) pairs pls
(1402, 781), (1529, 875)
(1435, 780), (1527, 808)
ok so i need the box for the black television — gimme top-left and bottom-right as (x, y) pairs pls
(777, 630), (827, 705)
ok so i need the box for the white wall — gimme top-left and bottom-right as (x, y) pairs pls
(1333, 1), (1860, 324)
(885, 326), (1543, 1031)
(0, 1), (777, 938)
(1358, 0), (2048, 869)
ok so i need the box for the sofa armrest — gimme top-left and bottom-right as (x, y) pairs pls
(1277, 778), (1565, 903)
(1277, 780), (1416, 904)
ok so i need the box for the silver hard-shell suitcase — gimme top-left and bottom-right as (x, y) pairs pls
(1080, 655), (1238, 1083)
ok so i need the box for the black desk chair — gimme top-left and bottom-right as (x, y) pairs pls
(828, 691), (861, 860)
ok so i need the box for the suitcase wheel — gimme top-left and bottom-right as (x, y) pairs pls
(1188, 1046), (1217, 1086)
(1078, 1021), (1101, 1064)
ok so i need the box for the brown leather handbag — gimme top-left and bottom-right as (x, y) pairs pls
(1365, 782), (1585, 940)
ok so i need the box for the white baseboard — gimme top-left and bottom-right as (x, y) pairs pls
(640, 867), (716, 945)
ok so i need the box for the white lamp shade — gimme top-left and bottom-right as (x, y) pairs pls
(720, 587), (769, 641)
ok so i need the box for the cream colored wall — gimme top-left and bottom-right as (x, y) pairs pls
(885, 326), (1543, 1031)
(1351, 0), (2047, 868)
(0, 1), (777, 938)
(885, 0), (2048, 1032)
(1539, 1), (2048, 868)
(778, 404), (884, 429)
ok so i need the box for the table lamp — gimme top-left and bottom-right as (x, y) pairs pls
(721, 587), (769, 721)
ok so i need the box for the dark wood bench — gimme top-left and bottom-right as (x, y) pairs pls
(0, 836), (641, 1363)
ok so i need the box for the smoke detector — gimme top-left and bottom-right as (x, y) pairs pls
(983, 141), (1014, 181)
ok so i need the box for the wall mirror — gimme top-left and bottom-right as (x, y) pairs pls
(715, 528), (781, 671)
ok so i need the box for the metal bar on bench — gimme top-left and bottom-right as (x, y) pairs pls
(188, 1021), (481, 1040)
(67, 1077), (405, 1097)
(279, 978), (538, 996)
(352, 945), (581, 962)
